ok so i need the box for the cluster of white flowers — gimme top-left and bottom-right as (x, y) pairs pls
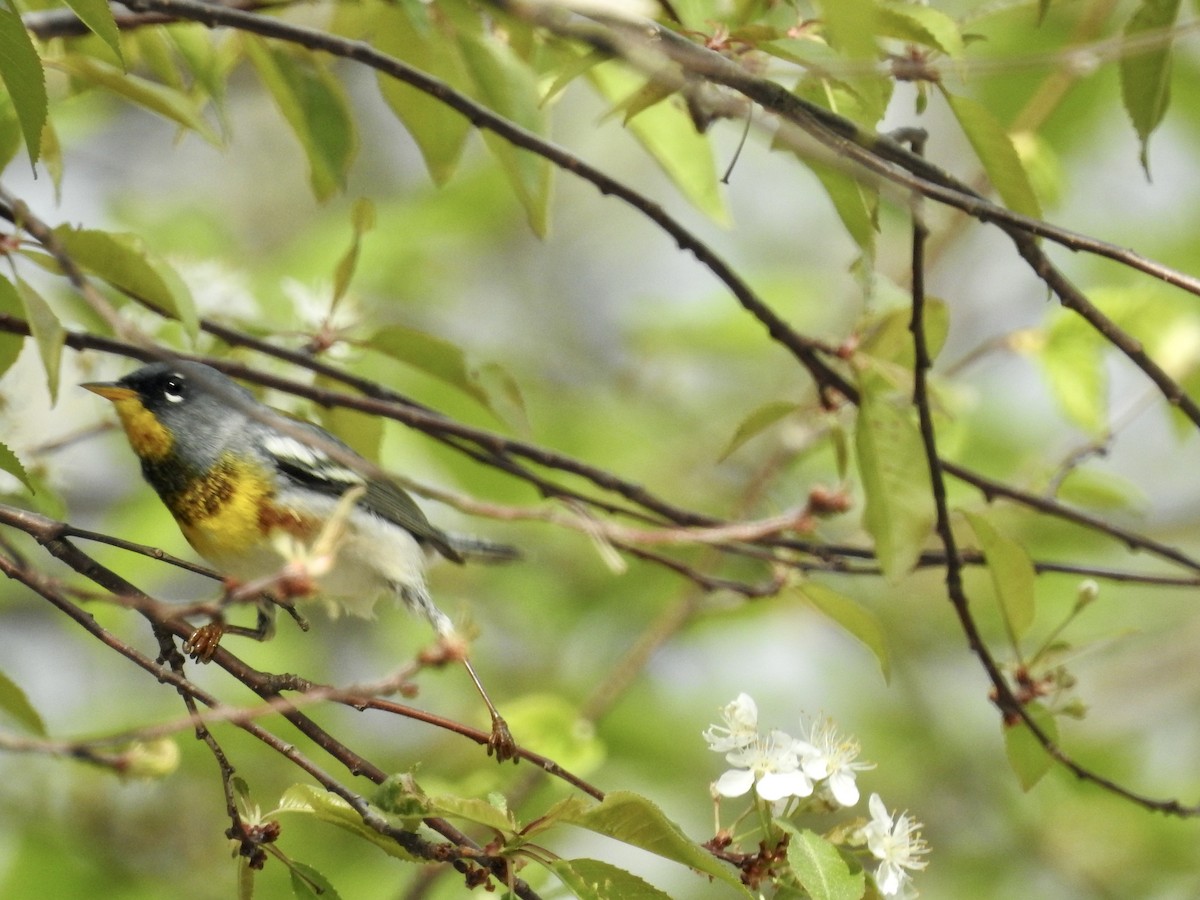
(704, 693), (928, 898)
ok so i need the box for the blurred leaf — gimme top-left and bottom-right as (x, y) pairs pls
(602, 78), (678, 125)
(720, 399), (798, 461)
(0, 669), (45, 735)
(458, 32), (553, 236)
(962, 511), (1036, 641)
(859, 299), (949, 368)
(317, 375), (383, 462)
(277, 784), (423, 862)
(39, 118), (64, 201)
(0, 276), (23, 378)
(943, 90), (1042, 219)
(332, 198), (376, 305)
(589, 63), (727, 223)
(372, 324), (526, 429)
(499, 694), (605, 775)
(474, 362), (532, 438)
(14, 278), (64, 403)
(368, 1), (472, 185)
(289, 862), (341, 900)
(0, 95), (23, 173)
(55, 55), (218, 144)
(1004, 702), (1057, 790)
(238, 859), (254, 900)
(550, 858), (673, 899)
(1055, 467), (1142, 511)
(1120, 0), (1181, 174)
(543, 49), (606, 106)
(52, 226), (198, 337)
(537, 791), (752, 894)
(64, 0), (124, 66)
(855, 367), (934, 580)
(814, 0), (890, 122)
(778, 822), (866, 900)
(244, 37), (357, 201)
(796, 582), (891, 682)
(0, 8), (46, 164)
(1040, 313), (1108, 435)
(877, 2), (964, 57)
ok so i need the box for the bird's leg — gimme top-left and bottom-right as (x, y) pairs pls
(460, 654), (517, 763)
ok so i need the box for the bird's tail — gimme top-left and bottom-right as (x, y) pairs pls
(446, 535), (522, 564)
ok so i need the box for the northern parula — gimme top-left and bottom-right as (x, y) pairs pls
(84, 359), (518, 758)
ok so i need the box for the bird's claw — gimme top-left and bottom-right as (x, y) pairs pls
(185, 621), (226, 661)
(487, 716), (518, 764)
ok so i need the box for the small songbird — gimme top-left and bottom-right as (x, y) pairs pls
(84, 359), (517, 759)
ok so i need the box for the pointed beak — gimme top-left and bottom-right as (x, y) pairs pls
(82, 382), (137, 402)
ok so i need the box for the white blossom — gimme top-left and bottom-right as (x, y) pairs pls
(862, 793), (929, 898)
(713, 730), (813, 803)
(703, 693), (760, 754)
(792, 716), (875, 807)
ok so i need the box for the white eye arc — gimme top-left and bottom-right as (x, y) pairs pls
(163, 375), (186, 403)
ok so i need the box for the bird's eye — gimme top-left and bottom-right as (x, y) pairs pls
(163, 376), (186, 403)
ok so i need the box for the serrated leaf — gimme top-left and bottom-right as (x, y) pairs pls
(54, 56), (218, 144)
(0, 669), (46, 735)
(854, 368), (934, 580)
(289, 862), (342, 900)
(1120, 0), (1182, 175)
(0, 8), (47, 164)
(546, 791), (752, 895)
(458, 32), (552, 235)
(1004, 701), (1057, 790)
(796, 582), (890, 682)
(962, 511), (1036, 642)
(942, 91), (1041, 219)
(0, 94), (24, 173)
(244, 37), (357, 201)
(276, 784), (423, 862)
(369, 2), (471, 185)
(63, 0), (124, 65)
(720, 399), (798, 461)
(51, 226), (198, 337)
(878, 2), (964, 57)
(778, 823), (865, 900)
(550, 858), (674, 900)
(589, 63), (726, 223)
(14, 278), (64, 402)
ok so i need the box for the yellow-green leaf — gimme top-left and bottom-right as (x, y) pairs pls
(855, 367), (935, 579)
(720, 399), (798, 461)
(590, 62), (726, 223)
(1120, 0), (1182, 174)
(778, 822), (866, 900)
(14, 278), (64, 403)
(962, 511), (1036, 642)
(796, 582), (891, 682)
(55, 56), (218, 144)
(550, 858), (674, 900)
(458, 32), (553, 236)
(0, 8), (46, 164)
(878, 2), (964, 57)
(244, 37), (357, 201)
(1004, 702), (1057, 790)
(0, 669), (46, 735)
(942, 90), (1042, 220)
(63, 0), (124, 66)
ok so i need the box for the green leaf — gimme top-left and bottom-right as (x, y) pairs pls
(858, 299), (949, 369)
(14, 278), (64, 403)
(589, 62), (726, 223)
(332, 198), (376, 305)
(877, 2), (964, 57)
(458, 32), (553, 235)
(601, 78), (678, 125)
(543, 791), (752, 895)
(550, 858), (674, 900)
(51, 226), (198, 337)
(367, 1), (471, 185)
(276, 784), (423, 862)
(1003, 702), (1057, 790)
(63, 0), (124, 66)
(942, 90), (1042, 220)
(778, 823), (865, 900)
(54, 56), (218, 144)
(244, 37), (357, 201)
(962, 511), (1036, 642)
(289, 862), (342, 900)
(813, 0), (890, 122)
(1120, 0), (1182, 174)
(0, 8), (47, 164)
(372, 324), (526, 429)
(1038, 314), (1108, 435)
(0, 669), (46, 735)
(796, 582), (891, 682)
(720, 399), (798, 461)
(854, 367), (934, 580)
